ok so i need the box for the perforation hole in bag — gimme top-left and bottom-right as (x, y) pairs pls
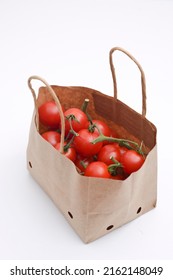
(29, 161), (32, 168)
(68, 211), (73, 219)
(106, 225), (114, 231)
(137, 207), (142, 214)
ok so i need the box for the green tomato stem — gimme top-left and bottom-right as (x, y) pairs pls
(137, 140), (145, 157)
(65, 115), (79, 137)
(108, 157), (122, 176)
(110, 156), (122, 165)
(92, 135), (140, 150)
(81, 98), (93, 124)
(64, 135), (75, 152)
(81, 98), (89, 113)
(80, 160), (87, 169)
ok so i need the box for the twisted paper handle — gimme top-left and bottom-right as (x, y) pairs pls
(28, 75), (65, 154)
(109, 47), (147, 117)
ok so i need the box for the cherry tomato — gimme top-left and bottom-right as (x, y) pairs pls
(64, 108), (88, 134)
(121, 150), (145, 174)
(84, 161), (111, 179)
(85, 119), (112, 145)
(41, 131), (61, 147)
(85, 119), (111, 136)
(119, 146), (128, 158)
(73, 128), (103, 157)
(38, 101), (61, 129)
(97, 144), (121, 165)
(75, 154), (94, 173)
(55, 142), (76, 162)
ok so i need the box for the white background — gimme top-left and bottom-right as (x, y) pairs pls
(0, 0), (173, 260)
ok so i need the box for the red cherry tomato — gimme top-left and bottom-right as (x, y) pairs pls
(119, 145), (128, 155)
(73, 128), (103, 157)
(85, 119), (112, 145)
(84, 161), (111, 179)
(55, 142), (76, 162)
(75, 154), (94, 173)
(97, 144), (121, 165)
(41, 131), (61, 147)
(38, 101), (61, 129)
(121, 150), (145, 174)
(64, 108), (88, 134)
(85, 119), (111, 136)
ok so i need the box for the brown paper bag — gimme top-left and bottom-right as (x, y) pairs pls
(26, 47), (157, 243)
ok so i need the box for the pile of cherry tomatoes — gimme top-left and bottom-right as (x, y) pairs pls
(38, 99), (145, 180)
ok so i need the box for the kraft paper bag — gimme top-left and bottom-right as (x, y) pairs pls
(26, 47), (157, 243)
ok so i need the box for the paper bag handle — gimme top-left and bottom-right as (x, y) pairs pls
(109, 47), (147, 117)
(27, 75), (65, 154)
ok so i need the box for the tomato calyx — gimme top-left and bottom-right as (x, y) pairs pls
(65, 114), (79, 123)
(65, 114), (79, 137)
(87, 123), (99, 133)
(107, 156), (122, 176)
